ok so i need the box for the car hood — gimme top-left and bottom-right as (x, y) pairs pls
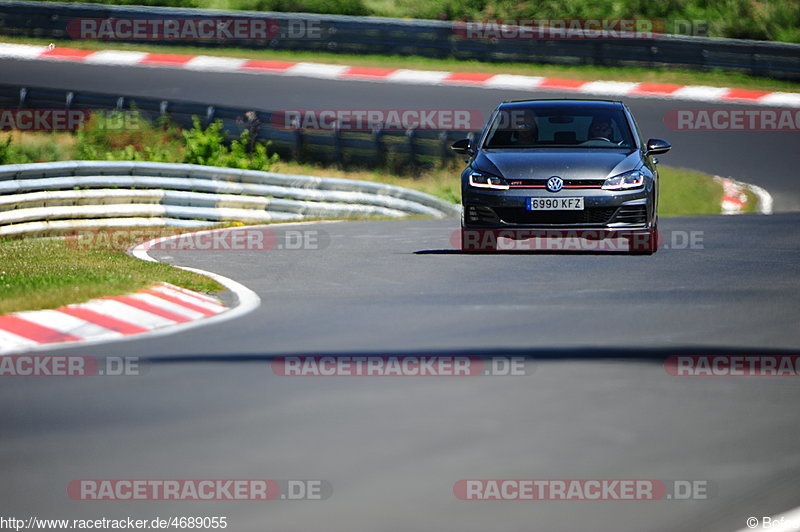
(475, 149), (641, 180)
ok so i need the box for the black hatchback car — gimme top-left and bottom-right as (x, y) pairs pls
(452, 99), (671, 253)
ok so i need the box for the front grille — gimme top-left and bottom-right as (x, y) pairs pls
(493, 207), (616, 225)
(507, 179), (603, 188)
(611, 205), (647, 224)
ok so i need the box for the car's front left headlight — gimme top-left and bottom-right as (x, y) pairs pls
(601, 170), (646, 190)
(469, 170), (509, 190)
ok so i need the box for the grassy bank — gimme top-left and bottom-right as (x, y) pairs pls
(0, 237), (223, 315)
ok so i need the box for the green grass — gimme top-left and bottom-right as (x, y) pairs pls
(275, 159), (462, 203)
(0, 236), (223, 314)
(658, 166), (723, 216)
(3, 36), (799, 93)
(277, 158), (727, 217)
(742, 187), (759, 213)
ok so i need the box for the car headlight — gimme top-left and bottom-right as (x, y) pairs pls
(469, 170), (509, 190)
(601, 170), (645, 190)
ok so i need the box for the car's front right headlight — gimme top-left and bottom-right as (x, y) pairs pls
(601, 170), (645, 190)
(469, 170), (509, 190)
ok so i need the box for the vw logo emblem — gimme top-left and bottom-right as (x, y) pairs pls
(546, 176), (563, 192)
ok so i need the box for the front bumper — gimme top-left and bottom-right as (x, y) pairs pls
(462, 185), (653, 230)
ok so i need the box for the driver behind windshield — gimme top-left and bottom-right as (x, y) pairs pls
(587, 117), (615, 141)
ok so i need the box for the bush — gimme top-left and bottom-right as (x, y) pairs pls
(182, 116), (279, 170)
(72, 111), (279, 171)
(75, 111), (184, 162)
(0, 133), (70, 165)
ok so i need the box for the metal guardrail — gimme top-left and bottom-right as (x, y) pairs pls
(0, 84), (477, 170)
(0, 1), (799, 80)
(0, 84), (476, 170)
(0, 161), (460, 237)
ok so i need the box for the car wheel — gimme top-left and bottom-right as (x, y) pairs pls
(629, 225), (658, 255)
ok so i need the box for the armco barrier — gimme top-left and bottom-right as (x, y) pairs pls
(0, 84), (477, 170)
(0, 1), (798, 80)
(0, 161), (460, 237)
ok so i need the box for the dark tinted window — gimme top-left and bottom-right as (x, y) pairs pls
(484, 105), (635, 149)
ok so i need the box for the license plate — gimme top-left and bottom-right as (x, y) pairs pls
(526, 197), (584, 210)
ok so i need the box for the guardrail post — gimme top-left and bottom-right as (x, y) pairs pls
(750, 53), (760, 77)
(292, 125), (304, 161)
(700, 49), (710, 72)
(243, 110), (260, 151)
(406, 127), (418, 169)
(333, 121), (343, 167)
(372, 127), (385, 167)
(438, 131), (449, 165)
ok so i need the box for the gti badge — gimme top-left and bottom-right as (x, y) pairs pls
(546, 176), (563, 192)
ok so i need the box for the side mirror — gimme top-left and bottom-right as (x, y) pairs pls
(450, 138), (474, 155)
(646, 138), (671, 155)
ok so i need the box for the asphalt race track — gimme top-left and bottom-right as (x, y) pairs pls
(2, 57), (800, 532)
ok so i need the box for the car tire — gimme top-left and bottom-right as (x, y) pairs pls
(629, 225), (658, 255)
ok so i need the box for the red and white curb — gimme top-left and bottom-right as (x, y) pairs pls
(0, 282), (224, 354)
(0, 226), (262, 355)
(715, 176), (774, 215)
(1, 42), (799, 108)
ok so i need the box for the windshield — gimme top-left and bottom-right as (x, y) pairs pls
(483, 105), (636, 149)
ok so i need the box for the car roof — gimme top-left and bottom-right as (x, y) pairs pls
(497, 99), (624, 111)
